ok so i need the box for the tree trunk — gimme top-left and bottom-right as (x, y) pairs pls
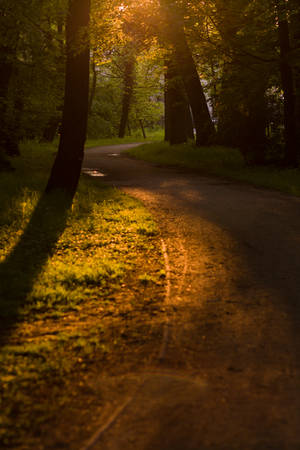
(41, 116), (60, 143)
(161, 3), (215, 146)
(139, 119), (147, 139)
(164, 79), (170, 141)
(0, 45), (13, 150)
(88, 55), (97, 115)
(175, 36), (215, 146)
(118, 52), (135, 138)
(46, 0), (90, 195)
(185, 103), (194, 140)
(0, 42), (20, 156)
(164, 59), (188, 145)
(277, 4), (298, 166)
(41, 16), (65, 144)
(290, 2), (300, 152)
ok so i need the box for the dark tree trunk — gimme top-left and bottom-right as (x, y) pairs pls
(41, 16), (65, 144)
(161, 4), (215, 146)
(88, 55), (97, 115)
(139, 120), (147, 139)
(185, 103), (194, 140)
(217, 77), (268, 164)
(0, 43), (20, 156)
(277, 5), (298, 166)
(118, 52), (135, 138)
(215, 1), (269, 164)
(175, 36), (215, 146)
(164, 80), (170, 142)
(0, 45), (13, 144)
(41, 116), (60, 142)
(0, 47), (14, 115)
(164, 59), (188, 145)
(290, 3), (300, 151)
(46, 0), (90, 196)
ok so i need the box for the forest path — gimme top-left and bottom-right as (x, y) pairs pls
(81, 144), (300, 450)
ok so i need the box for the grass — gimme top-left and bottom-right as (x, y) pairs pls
(86, 128), (164, 148)
(0, 141), (164, 448)
(127, 142), (300, 197)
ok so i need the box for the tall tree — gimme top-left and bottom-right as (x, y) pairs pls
(118, 47), (136, 138)
(290, 0), (300, 151)
(164, 58), (189, 144)
(160, 0), (215, 146)
(276, 0), (298, 166)
(204, 0), (270, 162)
(291, 0), (300, 153)
(0, 1), (21, 156)
(88, 52), (98, 116)
(41, 12), (65, 143)
(46, 0), (90, 195)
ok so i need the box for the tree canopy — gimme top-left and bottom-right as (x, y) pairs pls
(1, 0), (299, 185)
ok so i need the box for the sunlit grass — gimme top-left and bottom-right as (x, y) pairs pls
(0, 141), (164, 447)
(127, 142), (300, 196)
(85, 128), (164, 148)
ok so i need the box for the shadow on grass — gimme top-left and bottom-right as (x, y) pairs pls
(0, 191), (73, 348)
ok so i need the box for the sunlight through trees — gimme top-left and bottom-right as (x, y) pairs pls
(1, 0), (299, 179)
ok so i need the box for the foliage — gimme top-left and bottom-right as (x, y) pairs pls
(156, 0), (299, 163)
(0, 0), (67, 143)
(1, 0), (299, 157)
(87, 46), (164, 139)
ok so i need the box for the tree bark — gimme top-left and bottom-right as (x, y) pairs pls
(41, 116), (60, 143)
(139, 119), (147, 139)
(46, 0), (90, 195)
(118, 51), (135, 138)
(185, 103), (194, 140)
(164, 59), (188, 145)
(164, 80), (170, 142)
(88, 55), (97, 115)
(0, 45), (14, 153)
(0, 23), (20, 157)
(174, 31), (215, 146)
(161, 3), (215, 146)
(290, 2), (300, 152)
(277, 3), (298, 166)
(41, 16), (65, 143)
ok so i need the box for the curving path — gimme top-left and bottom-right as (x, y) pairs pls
(81, 144), (300, 450)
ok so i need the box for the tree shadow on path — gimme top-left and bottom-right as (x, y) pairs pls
(0, 192), (73, 348)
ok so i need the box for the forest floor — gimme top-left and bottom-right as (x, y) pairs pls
(75, 143), (300, 450)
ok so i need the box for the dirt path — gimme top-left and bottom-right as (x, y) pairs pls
(81, 144), (300, 450)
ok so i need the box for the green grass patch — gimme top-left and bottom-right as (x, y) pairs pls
(127, 142), (300, 196)
(0, 141), (164, 447)
(86, 129), (164, 148)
